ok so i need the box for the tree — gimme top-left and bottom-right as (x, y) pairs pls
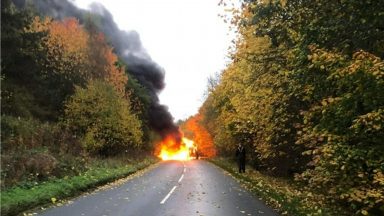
(63, 80), (143, 156)
(182, 114), (216, 157)
(84, 16), (128, 94)
(1, 0), (51, 119)
(202, 0), (384, 213)
(296, 47), (384, 214)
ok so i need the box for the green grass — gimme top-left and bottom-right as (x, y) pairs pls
(1, 157), (158, 216)
(209, 157), (349, 216)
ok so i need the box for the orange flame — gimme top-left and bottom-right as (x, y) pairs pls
(157, 137), (196, 161)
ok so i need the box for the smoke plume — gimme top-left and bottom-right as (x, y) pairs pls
(13, 0), (181, 139)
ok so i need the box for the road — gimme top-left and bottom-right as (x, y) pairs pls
(38, 160), (279, 216)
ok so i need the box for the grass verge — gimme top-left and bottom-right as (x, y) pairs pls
(1, 157), (158, 216)
(209, 157), (349, 216)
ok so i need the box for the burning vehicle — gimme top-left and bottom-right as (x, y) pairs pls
(156, 135), (198, 161)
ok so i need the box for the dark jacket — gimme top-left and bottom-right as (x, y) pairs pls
(236, 146), (246, 161)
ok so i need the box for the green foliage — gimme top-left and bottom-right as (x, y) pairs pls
(125, 72), (152, 115)
(202, 0), (384, 214)
(1, 5), (159, 216)
(295, 48), (384, 213)
(1, 0), (54, 120)
(250, 0), (384, 57)
(63, 80), (143, 156)
(1, 157), (156, 216)
(1, 115), (83, 187)
(200, 26), (304, 175)
(1, 3), (158, 198)
(0, 115), (58, 152)
(1, 3), (131, 120)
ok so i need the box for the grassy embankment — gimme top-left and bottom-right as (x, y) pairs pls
(209, 157), (350, 216)
(1, 157), (158, 216)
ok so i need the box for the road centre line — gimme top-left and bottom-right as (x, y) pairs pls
(160, 186), (177, 204)
(178, 174), (184, 183)
(159, 162), (186, 204)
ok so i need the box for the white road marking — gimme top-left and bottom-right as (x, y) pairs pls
(182, 161), (186, 172)
(178, 174), (184, 183)
(160, 162), (186, 204)
(160, 186), (177, 204)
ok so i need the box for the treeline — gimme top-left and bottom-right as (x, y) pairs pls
(196, 0), (383, 214)
(1, 1), (155, 187)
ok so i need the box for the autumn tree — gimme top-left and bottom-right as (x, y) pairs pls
(1, 1), (154, 192)
(200, 0), (384, 213)
(248, 1), (384, 213)
(63, 80), (143, 156)
(182, 114), (216, 157)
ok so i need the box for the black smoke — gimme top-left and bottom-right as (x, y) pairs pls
(12, 0), (181, 139)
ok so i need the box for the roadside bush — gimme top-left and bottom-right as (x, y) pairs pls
(1, 150), (58, 188)
(1, 115), (47, 151)
(0, 115), (87, 188)
(1, 156), (156, 216)
(1, 116), (54, 187)
(63, 80), (143, 156)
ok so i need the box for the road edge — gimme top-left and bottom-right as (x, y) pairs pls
(6, 159), (160, 216)
(207, 158), (348, 216)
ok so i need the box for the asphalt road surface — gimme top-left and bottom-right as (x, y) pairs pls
(38, 160), (279, 216)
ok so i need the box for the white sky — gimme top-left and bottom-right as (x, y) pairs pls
(74, 0), (235, 121)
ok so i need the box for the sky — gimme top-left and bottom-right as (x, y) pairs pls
(74, 0), (235, 121)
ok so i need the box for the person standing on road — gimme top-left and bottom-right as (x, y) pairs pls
(236, 143), (246, 173)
